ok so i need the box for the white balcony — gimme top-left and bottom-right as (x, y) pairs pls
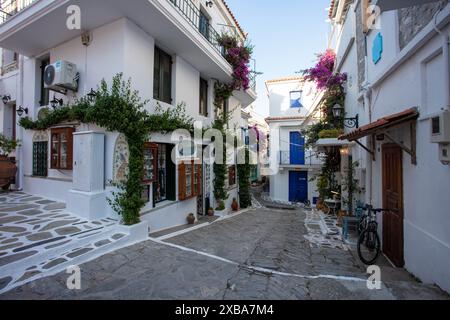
(0, 0), (236, 83)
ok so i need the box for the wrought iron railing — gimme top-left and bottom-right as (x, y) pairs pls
(167, 0), (225, 56)
(0, 0), (36, 24)
(279, 151), (321, 166)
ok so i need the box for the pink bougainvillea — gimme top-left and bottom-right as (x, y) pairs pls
(218, 34), (252, 91)
(303, 49), (347, 90)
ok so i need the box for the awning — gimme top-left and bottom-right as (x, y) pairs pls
(339, 107), (420, 165)
(339, 108), (419, 141)
(315, 138), (354, 148)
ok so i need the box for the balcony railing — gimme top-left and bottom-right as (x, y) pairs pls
(279, 151), (322, 166)
(167, 0), (225, 56)
(0, 0), (36, 24)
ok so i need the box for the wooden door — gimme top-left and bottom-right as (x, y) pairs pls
(382, 144), (404, 267)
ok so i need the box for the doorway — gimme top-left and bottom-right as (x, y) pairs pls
(382, 144), (405, 267)
(289, 171), (308, 203)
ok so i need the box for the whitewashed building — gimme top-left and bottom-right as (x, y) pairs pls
(328, 0), (450, 292)
(265, 77), (323, 205)
(0, 0), (257, 232)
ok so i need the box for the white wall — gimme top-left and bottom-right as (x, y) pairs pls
(267, 80), (317, 118)
(361, 12), (450, 292)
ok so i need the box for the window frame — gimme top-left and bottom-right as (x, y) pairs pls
(179, 160), (202, 201)
(142, 142), (158, 184)
(33, 141), (48, 177)
(199, 10), (210, 40)
(50, 127), (74, 170)
(153, 47), (173, 104)
(228, 165), (236, 187)
(290, 90), (303, 108)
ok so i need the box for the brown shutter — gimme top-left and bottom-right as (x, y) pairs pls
(197, 164), (202, 196)
(66, 128), (74, 170)
(178, 162), (186, 201)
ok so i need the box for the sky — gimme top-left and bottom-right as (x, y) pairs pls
(226, 0), (332, 119)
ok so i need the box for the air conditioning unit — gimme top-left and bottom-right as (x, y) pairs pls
(439, 143), (450, 165)
(430, 111), (450, 143)
(44, 60), (78, 92)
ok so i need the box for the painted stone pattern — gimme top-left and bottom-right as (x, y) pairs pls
(113, 134), (130, 183)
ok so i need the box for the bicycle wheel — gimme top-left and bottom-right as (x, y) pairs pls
(357, 229), (381, 265)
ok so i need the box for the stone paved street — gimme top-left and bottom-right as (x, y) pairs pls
(0, 192), (126, 294)
(0, 202), (448, 300)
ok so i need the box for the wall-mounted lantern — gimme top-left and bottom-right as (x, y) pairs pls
(2, 95), (11, 104)
(205, 1), (213, 8)
(333, 104), (359, 129)
(87, 88), (97, 103)
(50, 95), (64, 109)
(16, 106), (28, 117)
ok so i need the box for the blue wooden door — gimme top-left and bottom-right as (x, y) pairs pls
(290, 132), (305, 165)
(289, 171), (308, 203)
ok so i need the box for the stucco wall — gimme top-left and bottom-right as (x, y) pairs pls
(398, 0), (449, 50)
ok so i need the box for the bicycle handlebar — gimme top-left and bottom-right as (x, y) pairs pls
(362, 205), (399, 213)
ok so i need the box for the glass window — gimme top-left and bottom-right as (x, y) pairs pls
(50, 128), (73, 170)
(155, 144), (167, 203)
(228, 165), (236, 186)
(290, 91), (303, 108)
(199, 11), (210, 40)
(153, 47), (172, 104)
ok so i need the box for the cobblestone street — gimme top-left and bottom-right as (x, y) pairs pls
(0, 203), (448, 300)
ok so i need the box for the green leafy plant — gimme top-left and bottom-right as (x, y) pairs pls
(318, 129), (344, 139)
(0, 134), (20, 156)
(20, 73), (193, 225)
(341, 161), (362, 214)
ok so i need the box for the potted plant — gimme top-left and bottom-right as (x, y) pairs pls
(187, 213), (196, 225)
(231, 198), (239, 211)
(216, 200), (225, 212)
(207, 207), (215, 217)
(0, 134), (20, 191)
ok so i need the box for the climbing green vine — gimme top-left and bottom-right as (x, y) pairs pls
(20, 73), (193, 225)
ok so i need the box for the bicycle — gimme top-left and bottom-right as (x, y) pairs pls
(357, 205), (391, 265)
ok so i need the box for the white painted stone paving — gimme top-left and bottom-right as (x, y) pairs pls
(304, 209), (350, 251)
(0, 192), (129, 294)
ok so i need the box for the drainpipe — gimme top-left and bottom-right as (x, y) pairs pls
(443, 34), (450, 111)
(17, 55), (25, 190)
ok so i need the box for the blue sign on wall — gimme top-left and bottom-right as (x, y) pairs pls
(372, 33), (383, 64)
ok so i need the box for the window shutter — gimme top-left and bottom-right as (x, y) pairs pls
(178, 162), (186, 201)
(66, 128), (74, 170)
(197, 164), (202, 196)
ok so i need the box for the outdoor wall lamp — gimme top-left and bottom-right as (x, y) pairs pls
(50, 95), (64, 109)
(205, 1), (213, 8)
(2, 95), (11, 104)
(340, 146), (350, 156)
(16, 106), (28, 117)
(333, 104), (359, 128)
(87, 88), (97, 103)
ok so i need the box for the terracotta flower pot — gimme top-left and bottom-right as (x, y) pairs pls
(0, 155), (17, 190)
(207, 208), (214, 216)
(187, 213), (196, 225)
(231, 198), (239, 212)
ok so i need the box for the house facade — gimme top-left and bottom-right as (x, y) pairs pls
(328, 0), (450, 292)
(265, 77), (323, 205)
(0, 0), (257, 232)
